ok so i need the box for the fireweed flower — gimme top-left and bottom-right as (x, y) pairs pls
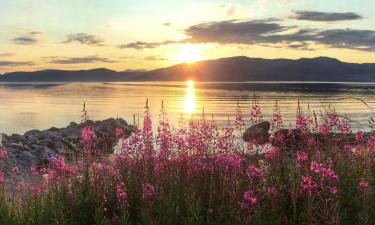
(241, 189), (257, 210)
(115, 128), (124, 138)
(319, 124), (329, 136)
(142, 183), (156, 200)
(0, 147), (8, 158)
(265, 148), (279, 161)
(30, 166), (39, 176)
(116, 182), (128, 206)
(367, 136), (375, 152)
(300, 175), (316, 193)
(247, 165), (262, 178)
(356, 131), (364, 142)
(330, 187), (338, 195)
(12, 166), (20, 175)
(267, 186), (277, 198)
(297, 150), (308, 162)
(359, 178), (369, 191)
(339, 122), (351, 134)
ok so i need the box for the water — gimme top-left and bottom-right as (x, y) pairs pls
(0, 82), (375, 135)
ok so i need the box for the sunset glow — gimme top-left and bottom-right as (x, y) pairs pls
(174, 44), (206, 63)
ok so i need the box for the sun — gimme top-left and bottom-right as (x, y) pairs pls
(174, 44), (206, 63)
(186, 80), (194, 87)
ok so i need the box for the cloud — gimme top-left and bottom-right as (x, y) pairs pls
(183, 19), (375, 52)
(0, 53), (14, 57)
(293, 11), (362, 21)
(144, 56), (167, 61)
(46, 56), (118, 64)
(63, 33), (104, 45)
(12, 36), (38, 45)
(0, 61), (34, 67)
(119, 40), (181, 49)
(316, 29), (375, 51)
(185, 19), (289, 44)
(11, 31), (41, 45)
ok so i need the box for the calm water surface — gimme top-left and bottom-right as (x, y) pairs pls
(1, 82), (375, 134)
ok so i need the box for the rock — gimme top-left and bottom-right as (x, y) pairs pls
(24, 129), (41, 137)
(243, 121), (271, 144)
(3, 117), (134, 174)
(31, 146), (53, 164)
(19, 151), (39, 166)
(9, 134), (24, 143)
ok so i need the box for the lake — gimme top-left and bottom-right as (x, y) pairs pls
(0, 82), (375, 135)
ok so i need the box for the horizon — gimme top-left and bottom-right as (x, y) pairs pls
(0, 0), (375, 73)
(0, 55), (373, 75)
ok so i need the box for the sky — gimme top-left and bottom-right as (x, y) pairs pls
(0, 0), (375, 73)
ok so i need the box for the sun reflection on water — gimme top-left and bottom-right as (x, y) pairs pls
(184, 81), (196, 113)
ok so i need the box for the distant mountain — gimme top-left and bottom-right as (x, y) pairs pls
(0, 68), (140, 82)
(1, 57), (374, 82)
(130, 56), (375, 82)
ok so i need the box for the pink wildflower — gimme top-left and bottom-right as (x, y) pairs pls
(115, 128), (124, 138)
(319, 124), (329, 136)
(241, 189), (257, 210)
(330, 187), (338, 195)
(0, 147), (8, 159)
(300, 175), (316, 192)
(30, 166), (39, 176)
(247, 165), (262, 178)
(116, 182), (128, 206)
(359, 178), (369, 191)
(142, 183), (156, 200)
(367, 136), (375, 152)
(267, 186), (277, 198)
(297, 150), (308, 162)
(356, 131), (364, 142)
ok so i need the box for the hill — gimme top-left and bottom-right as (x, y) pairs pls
(1, 56), (374, 82)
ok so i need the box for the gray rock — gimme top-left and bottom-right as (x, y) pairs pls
(243, 121), (271, 144)
(19, 151), (39, 166)
(24, 129), (41, 137)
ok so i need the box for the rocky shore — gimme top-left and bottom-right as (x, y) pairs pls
(0, 118), (135, 175)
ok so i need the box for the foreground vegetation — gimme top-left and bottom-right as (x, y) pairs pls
(1, 100), (375, 225)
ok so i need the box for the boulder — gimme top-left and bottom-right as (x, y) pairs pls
(3, 117), (134, 176)
(243, 121), (271, 144)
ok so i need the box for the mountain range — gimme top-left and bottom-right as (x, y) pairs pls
(1, 56), (374, 82)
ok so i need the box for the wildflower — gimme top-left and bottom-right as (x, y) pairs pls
(0, 147), (8, 159)
(300, 175), (316, 192)
(356, 131), (364, 142)
(339, 123), (351, 134)
(359, 178), (369, 191)
(267, 186), (277, 198)
(30, 166), (39, 176)
(297, 150), (308, 162)
(247, 165), (262, 178)
(12, 166), (20, 175)
(115, 128), (124, 138)
(343, 144), (352, 153)
(142, 183), (156, 200)
(250, 94), (263, 124)
(0, 172), (4, 185)
(367, 136), (375, 152)
(116, 182), (128, 206)
(319, 124), (329, 136)
(241, 189), (257, 210)
(310, 161), (322, 173)
(265, 148), (279, 161)
(330, 187), (338, 195)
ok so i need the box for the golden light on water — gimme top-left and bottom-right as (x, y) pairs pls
(183, 80), (196, 113)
